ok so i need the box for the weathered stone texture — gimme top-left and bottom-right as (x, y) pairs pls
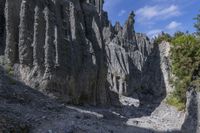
(182, 89), (200, 133)
(4, 0), (21, 64)
(1, 0), (110, 105)
(104, 12), (166, 102)
(1, 0), (167, 105)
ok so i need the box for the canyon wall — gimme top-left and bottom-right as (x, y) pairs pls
(0, 0), (167, 105)
(104, 13), (168, 103)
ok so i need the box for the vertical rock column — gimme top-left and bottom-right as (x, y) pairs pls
(82, 7), (108, 104)
(54, 1), (62, 67)
(95, 0), (103, 14)
(69, 1), (93, 104)
(4, 0), (21, 64)
(44, 6), (56, 72)
(60, 1), (73, 70)
(122, 11), (136, 44)
(182, 89), (200, 133)
(32, 5), (46, 68)
(18, 0), (35, 65)
(54, 0), (71, 68)
(0, 0), (5, 55)
(92, 18), (108, 104)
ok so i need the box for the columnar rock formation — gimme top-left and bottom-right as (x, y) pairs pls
(0, 0), (166, 105)
(104, 13), (166, 102)
(2, 0), (110, 105)
(4, 0), (22, 63)
(0, 0), (5, 55)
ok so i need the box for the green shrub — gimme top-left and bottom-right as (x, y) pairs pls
(167, 34), (200, 110)
(5, 64), (14, 76)
(153, 32), (172, 44)
(166, 94), (185, 111)
(194, 10), (200, 36)
(0, 56), (5, 65)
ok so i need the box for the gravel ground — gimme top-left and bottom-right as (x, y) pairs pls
(0, 67), (185, 133)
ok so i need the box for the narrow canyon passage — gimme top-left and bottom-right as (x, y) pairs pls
(1, 0), (198, 132)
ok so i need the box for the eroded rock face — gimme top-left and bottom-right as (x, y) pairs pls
(3, 0), (111, 105)
(104, 12), (166, 102)
(158, 42), (171, 94)
(1, 0), (167, 105)
(182, 89), (200, 133)
(4, 0), (21, 64)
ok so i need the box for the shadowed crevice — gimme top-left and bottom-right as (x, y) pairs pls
(0, 0), (6, 55)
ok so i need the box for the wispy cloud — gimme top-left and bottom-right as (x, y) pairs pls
(147, 21), (182, 38)
(136, 5), (181, 23)
(118, 10), (126, 17)
(166, 21), (182, 30)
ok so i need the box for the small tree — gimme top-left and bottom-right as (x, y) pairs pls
(153, 32), (172, 44)
(173, 31), (185, 38)
(194, 11), (200, 36)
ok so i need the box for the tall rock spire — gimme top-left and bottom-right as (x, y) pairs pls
(122, 11), (135, 42)
(95, 0), (104, 13)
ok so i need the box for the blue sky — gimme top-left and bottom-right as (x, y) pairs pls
(103, 0), (200, 37)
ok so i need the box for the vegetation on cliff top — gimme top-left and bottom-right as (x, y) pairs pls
(194, 10), (200, 36)
(168, 34), (200, 110)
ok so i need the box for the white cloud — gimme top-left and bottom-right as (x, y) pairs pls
(166, 21), (182, 30)
(118, 10), (126, 16)
(136, 5), (181, 22)
(147, 29), (162, 38)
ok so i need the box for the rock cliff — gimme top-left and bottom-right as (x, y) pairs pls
(0, 0), (167, 105)
(2, 0), (111, 105)
(104, 13), (167, 103)
(181, 65), (200, 132)
(181, 88), (200, 133)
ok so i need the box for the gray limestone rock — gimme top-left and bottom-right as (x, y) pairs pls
(1, 0), (169, 106)
(104, 12), (167, 104)
(0, 0), (191, 131)
(122, 11), (136, 43)
(2, 0), (113, 105)
(182, 88), (200, 133)
(4, 0), (21, 64)
(158, 41), (172, 94)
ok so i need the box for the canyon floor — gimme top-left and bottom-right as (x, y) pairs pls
(0, 67), (185, 133)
